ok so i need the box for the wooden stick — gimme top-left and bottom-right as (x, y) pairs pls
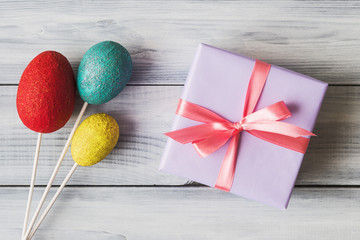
(22, 102), (88, 240)
(22, 133), (42, 238)
(28, 163), (79, 240)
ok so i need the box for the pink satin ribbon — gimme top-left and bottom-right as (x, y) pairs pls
(165, 60), (315, 192)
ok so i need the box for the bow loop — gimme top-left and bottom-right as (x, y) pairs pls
(242, 101), (291, 124)
(176, 99), (231, 124)
(164, 121), (232, 144)
(193, 129), (236, 158)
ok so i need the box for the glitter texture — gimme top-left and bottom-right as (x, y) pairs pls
(77, 41), (132, 105)
(71, 113), (119, 167)
(16, 51), (76, 133)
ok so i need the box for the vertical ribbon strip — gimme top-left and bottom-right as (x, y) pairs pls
(165, 60), (315, 192)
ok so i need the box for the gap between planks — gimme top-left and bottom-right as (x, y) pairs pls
(0, 185), (359, 188)
(2, 186), (360, 240)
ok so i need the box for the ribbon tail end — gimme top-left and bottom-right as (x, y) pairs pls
(164, 131), (195, 144)
(164, 132), (177, 140)
(301, 132), (316, 137)
(214, 184), (231, 192)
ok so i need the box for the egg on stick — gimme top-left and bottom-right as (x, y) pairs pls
(16, 51), (75, 238)
(22, 41), (132, 240)
(27, 113), (119, 240)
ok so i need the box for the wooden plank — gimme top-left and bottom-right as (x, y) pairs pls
(2, 187), (360, 240)
(300, 85), (360, 185)
(0, 85), (359, 185)
(0, 0), (359, 85)
(0, 86), (185, 186)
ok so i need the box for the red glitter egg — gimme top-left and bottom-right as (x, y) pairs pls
(16, 51), (76, 133)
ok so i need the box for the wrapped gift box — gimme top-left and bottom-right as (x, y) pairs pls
(160, 43), (327, 209)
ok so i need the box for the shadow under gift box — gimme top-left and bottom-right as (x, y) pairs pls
(160, 43), (328, 209)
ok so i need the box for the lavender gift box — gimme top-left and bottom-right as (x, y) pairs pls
(160, 43), (327, 209)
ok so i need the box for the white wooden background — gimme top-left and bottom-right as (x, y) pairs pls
(1, 1), (360, 239)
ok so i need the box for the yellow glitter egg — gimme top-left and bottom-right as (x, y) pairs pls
(71, 113), (119, 166)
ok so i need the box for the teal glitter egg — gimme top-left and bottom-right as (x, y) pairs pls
(77, 41), (132, 104)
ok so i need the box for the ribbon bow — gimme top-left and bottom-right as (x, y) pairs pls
(165, 60), (315, 192)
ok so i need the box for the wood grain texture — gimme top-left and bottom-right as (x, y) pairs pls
(2, 187), (360, 240)
(0, 0), (359, 85)
(1, 85), (359, 185)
